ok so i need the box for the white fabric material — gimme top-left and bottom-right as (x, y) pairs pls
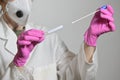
(0, 17), (98, 80)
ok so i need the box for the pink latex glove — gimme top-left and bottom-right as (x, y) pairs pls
(13, 29), (45, 67)
(84, 5), (116, 46)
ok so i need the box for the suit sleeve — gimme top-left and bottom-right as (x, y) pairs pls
(54, 34), (98, 80)
(0, 61), (33, 80)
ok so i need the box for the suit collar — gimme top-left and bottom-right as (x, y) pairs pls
(0, 17), (18, 55)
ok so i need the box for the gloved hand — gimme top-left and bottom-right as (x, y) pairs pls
(84, 5), (116, 46)
(13, 29), (45, 67)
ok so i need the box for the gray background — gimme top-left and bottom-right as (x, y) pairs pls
(29, 0), (120, 80)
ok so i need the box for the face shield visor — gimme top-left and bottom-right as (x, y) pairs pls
(6, 0), (33, 26)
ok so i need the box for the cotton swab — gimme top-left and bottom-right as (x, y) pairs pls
(72, 10), (99, 24)
(72, 5), (107, 24)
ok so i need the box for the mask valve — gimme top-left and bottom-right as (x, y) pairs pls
(16, 10), (23, 18)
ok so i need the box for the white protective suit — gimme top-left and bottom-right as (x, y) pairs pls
(0, 17), (98, 80)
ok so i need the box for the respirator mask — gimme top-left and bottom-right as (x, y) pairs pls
(6, 0), (33, 26)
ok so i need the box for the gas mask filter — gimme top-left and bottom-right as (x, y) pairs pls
(6, 0), (32, 26)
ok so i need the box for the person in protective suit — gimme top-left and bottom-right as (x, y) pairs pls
(0, 0), (116, 80)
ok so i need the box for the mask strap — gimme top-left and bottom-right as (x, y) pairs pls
(0, 5), (4, 17)
(0, 1), (9, 17)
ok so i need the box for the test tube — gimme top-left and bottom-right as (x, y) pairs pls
(46, 25), (64, 35)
